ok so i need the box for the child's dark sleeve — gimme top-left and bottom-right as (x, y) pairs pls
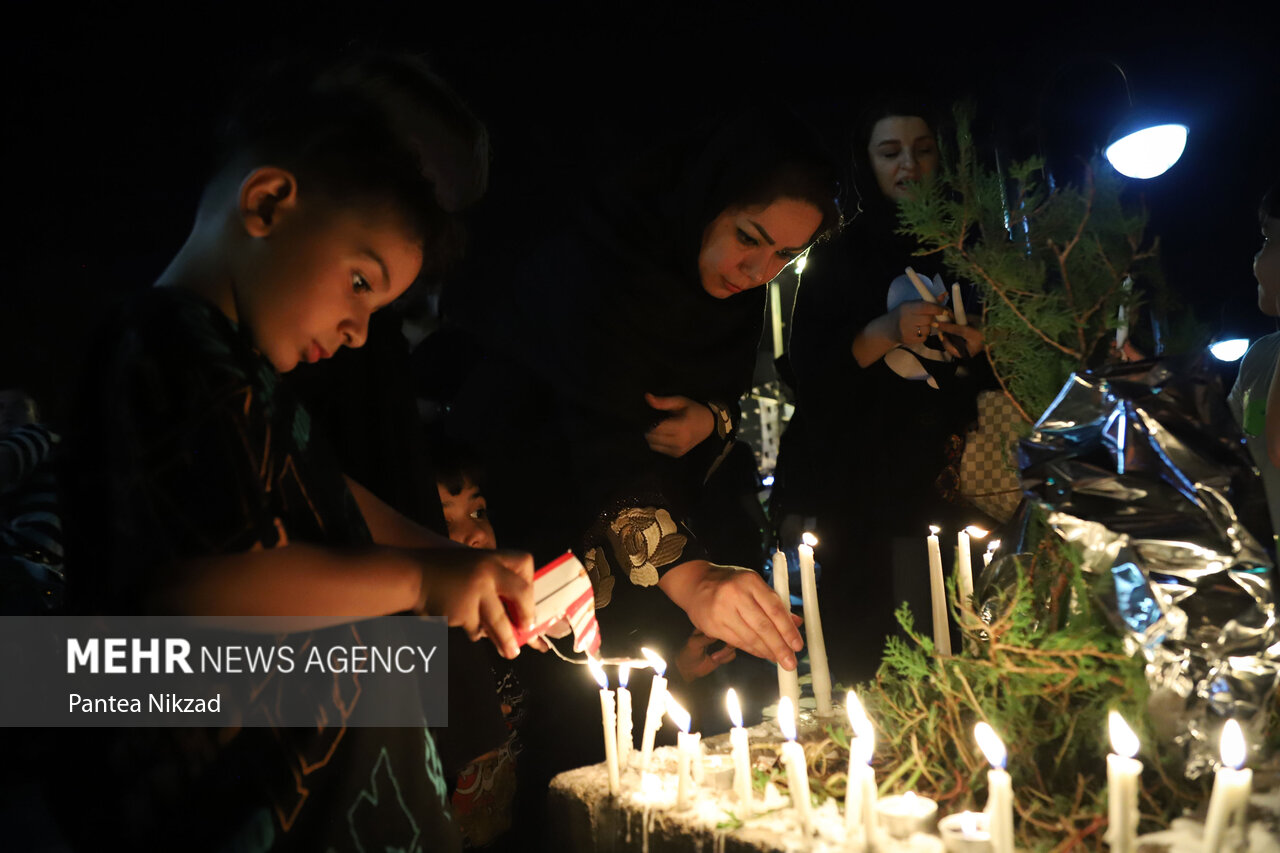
(66, 295), (289, 610)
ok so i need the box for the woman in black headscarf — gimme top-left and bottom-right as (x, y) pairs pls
(772, 98), (992, 684)
(449, 113), (841, 669)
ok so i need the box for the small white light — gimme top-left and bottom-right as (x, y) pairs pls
(929, 524), (941, 535)
(618, 664), (630, 688)
(665, 693), (691, 733)
(640, 647), (667, 677)
(795, 255), (808, 274)
(726, 688), (743, 729)
(802, 531), (819, 547)
(778, 696), (797, 741)
(1210, 338), (1250, 362)
(1109, 711), (1140, 759)
(974, 722), (1007, 769)
(1220, 719), (1246, 770)
(1105, 123), (1187, 179)
(587, 656), (609, 690)
(762, 474), (775, 487)
(964, 525), (989, 539)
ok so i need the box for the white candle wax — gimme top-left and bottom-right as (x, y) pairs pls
(1106, 712), (1142, 853)
(778, 697), (812, 834)
(906, 266), (938, 303)
(676, 730), (697, 810)
(927, 526), (951, 656)
(938, 811), (993, 853)
(798, 534), (832, 715)
(1203, 719), (1252, 853)
(877, 791), (939, 839)
(956, 528), (974, 609)
(638, 648), (668, 773)
(951, 283), (968, 325)
(730, 728), (752, 811)
(667, 694), (697, 810)
(727, 688), (752, 812)
(588, 657), (620, 796)
(599, 689), (620, 795)
(693, 738), (706, 784)
(845, 691), (878, 851)
(771, 550), (801, 710)
(975, 723), (1013, 853)
(616, 668), (633, 769)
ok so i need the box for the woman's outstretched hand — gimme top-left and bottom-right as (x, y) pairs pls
(417, 548), (536, 660)
(659, 560), (804, 669)
(643, 393), (716, 457)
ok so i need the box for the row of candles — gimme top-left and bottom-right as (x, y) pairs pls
(585, 518), (1258, 851)
(773, 526), (999, 719)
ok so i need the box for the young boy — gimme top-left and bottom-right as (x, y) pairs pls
(59, 52), (532, 852)
(1229, 182), (1280, 538)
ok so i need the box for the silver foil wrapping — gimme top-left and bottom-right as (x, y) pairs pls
(999, 358), (1278, 777)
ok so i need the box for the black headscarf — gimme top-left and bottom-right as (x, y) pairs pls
(504, 112), (839, 426)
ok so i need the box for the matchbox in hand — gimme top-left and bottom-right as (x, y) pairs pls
(508, 552), (601, 657)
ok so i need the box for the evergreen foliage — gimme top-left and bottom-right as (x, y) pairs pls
(897, 106), (1165, 423)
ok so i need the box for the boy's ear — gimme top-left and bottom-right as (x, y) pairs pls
(238, 167), (299, 237)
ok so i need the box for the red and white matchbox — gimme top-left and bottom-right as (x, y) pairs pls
(510, 552), (600, 657)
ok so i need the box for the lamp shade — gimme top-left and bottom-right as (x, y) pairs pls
(1104, 118), (1187, 179)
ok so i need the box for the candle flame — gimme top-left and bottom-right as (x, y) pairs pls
(665, 693), (691, 733)
(929, 525), (941, 535)
(1108, 711), (1139, 758)
(987, 540), (1001, 552)
(726, 688), (743, 729)
(846, 690), (874, 744)
(852, 731), (874, 765)
(778, 696), (796, 741)
(964, 525), (989, 538)
(802, 531), (819, 547)
(587, 656), (609, 690)
(640, 647), (667, 676)
(1221, 719), (1246, 770)
(974, 722), (1007, 769)
(618, 664), (631, 688)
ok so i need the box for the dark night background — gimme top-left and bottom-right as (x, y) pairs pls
(8, 2), (1279, 423)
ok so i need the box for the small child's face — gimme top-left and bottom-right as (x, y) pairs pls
(437, 478), (497, 550)
(1257, 217), (1279, 316)
(239, 195), (424, 373)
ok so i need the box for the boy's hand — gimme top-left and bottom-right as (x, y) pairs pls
(417, 548), (535, 660)
(675, 630), (737, 681)
(659, 560), (804, 669)
(643, 394), (715, 457)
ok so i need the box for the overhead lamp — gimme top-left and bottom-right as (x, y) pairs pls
(1105, 119), (1188, 179)
(1209, 338), (1250, 362)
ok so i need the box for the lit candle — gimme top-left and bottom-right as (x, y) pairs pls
(638, 647), (668, 773)
(616, 664), (633, 769)
(771, 549), (801, 710)
(938, 811), (992, 853)
(956, 526), (986, 609)
(666, 693), (698, 810)
(877, 791), (939, 839)
(778, 697), (812, 834)
(798, 532), (832, 715)
(906, 266), (938, 303)
(1203, 719), (1252, 852)
(974, 723), (1013, 853)
(726, 688), (753, 813)
(927, 525), (951, 655)
(845, 691), (878, 851)
(983, 539), (1000, 569)
(588, 657), (620, 796)
(951, 283), (968, 326)
(1106, 711), (1142, 853)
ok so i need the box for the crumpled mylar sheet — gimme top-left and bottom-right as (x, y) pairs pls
(992, 357), (1277, 777)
